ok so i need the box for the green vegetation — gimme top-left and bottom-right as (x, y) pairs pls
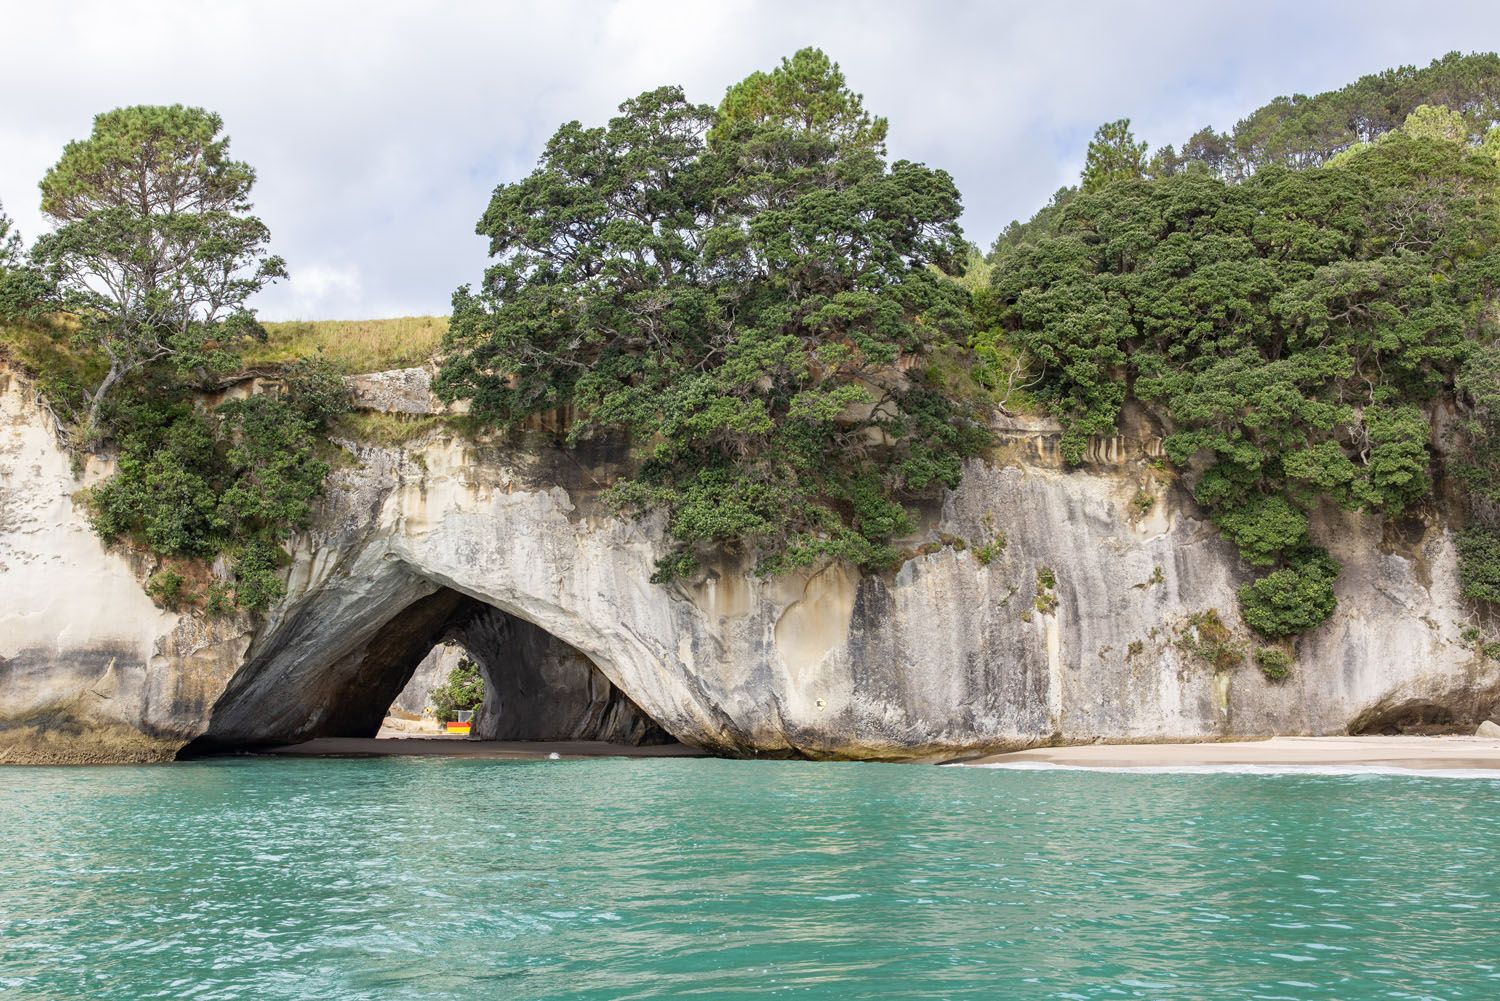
(243, 316), (448, 373)
(145, 567), (190, 610)
(972, 533), (1006, 566)
(0, 106), (346, 614)
(86, 360), (346, 610)
(6, 51), (1500, 627)
(0, 201), (49, 323)
(1457, 527), (1500, 604)
(1034, 566), (1058, 614)
(1181, 609), (1246, 672)
(1255, 647), (1293, 682)
(438, 48), (988, 581)
(988, 55), (1500, 636)
(330, 410), (452, 447)
(1081, 119), (1147, 191)
(33, 105), (286, 446)
(429, 657), (484, 723)
(1150, 51), (1500, 178)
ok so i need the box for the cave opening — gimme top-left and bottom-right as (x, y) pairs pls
(179, 583), (673, 757)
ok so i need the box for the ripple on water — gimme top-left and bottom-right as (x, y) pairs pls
(0, 758), (1497, 999)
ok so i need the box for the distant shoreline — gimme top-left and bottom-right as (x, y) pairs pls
(241, 734), (1500, 774)
(959, 735), (1500, 774)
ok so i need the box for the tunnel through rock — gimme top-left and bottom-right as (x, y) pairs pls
(182, 584), (671, 755)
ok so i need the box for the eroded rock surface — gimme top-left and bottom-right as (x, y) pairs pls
(3, 366), (1496, 762)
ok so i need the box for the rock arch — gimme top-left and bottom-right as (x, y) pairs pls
(182, 557), (670, 754)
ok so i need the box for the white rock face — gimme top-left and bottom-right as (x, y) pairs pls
(3, 367), (1497, 761)
(0, 372), (252, 761)
(347, 367), (446, 415)
(389, 642), (460, 716)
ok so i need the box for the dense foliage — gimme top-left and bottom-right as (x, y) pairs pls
(990, 120), (1500, 634)
(1153, 51), (1500, 178)
(429, 657), (485, 724)
(9, 53), (1500, 631)
(0, 106), (337, 614)
(33, 105), (286, 444)
(438, 49), (987, 580)
(1457, 527), (1500, 604)
(88, 359), (347, 610)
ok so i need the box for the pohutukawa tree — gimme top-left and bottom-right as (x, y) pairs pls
(438, 48), (988, 581)
(34, 105), (286, 444)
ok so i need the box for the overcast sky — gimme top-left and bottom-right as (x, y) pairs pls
(3, 1), (1499, 319)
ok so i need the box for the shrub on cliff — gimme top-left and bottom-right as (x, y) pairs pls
(437, 49), (988, 582)
(86, 360), (341, 612)
(1238, 550), (1341, 638)
(1458, 527), (1500, 605)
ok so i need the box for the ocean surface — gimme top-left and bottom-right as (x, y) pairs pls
(1, 756), (1497, 1000)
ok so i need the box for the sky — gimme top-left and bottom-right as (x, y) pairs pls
(3, 1), (1500, 320)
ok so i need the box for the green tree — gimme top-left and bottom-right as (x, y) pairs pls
(1216, 51), (1500, 174)
(991, 131), (1500, 635)
(714, 46), (887, 158)
(0, 199), (19, 272)
(438, 51), (986, 581)
(429, 657), (485, 723)
(33, 105), (286, 444)
(0, 199), (52, 322)
(1483, 126), (1500, 166)
(1080, 119), (1147, 191)
(1402, 103), (1469, 143)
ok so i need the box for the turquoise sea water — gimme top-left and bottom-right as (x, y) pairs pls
(1, 757), (1497, 1000)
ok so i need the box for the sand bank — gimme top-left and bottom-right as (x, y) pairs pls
(960, 735), (1500, 773)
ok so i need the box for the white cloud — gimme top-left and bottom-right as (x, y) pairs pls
(277, 262), (363, 320)
(2, 0), (1499, 318)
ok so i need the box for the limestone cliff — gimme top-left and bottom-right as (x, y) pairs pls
(2, 365), (1496, 763)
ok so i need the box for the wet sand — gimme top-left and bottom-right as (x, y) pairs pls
(257, 737), (708, 760)
(961, 735), (1500, 772)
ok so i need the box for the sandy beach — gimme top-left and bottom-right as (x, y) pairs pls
(256, 737), (708, 760)
(961, 735), (1500, 772)
(252, 734), (1500, 771)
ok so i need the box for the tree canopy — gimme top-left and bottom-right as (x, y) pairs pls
(990, 124), (1500, 634)
(438, 48), (987, 581)
(0, 200), (51, 322)
(1168, 51), (1500, 178)
(34, 105), (286, 443)
(4, 106), (336, 615)
(9, 51), (1500, 635)
(1081, 120), (1147, 191)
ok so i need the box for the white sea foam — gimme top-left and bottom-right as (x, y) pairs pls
(954, 761), (1500, 780)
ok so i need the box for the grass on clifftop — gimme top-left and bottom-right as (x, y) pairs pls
(243, 316), (448, 374)
(0, 315), (106, 405)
